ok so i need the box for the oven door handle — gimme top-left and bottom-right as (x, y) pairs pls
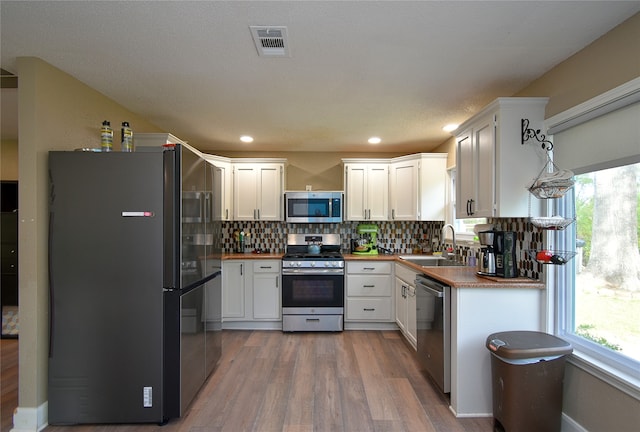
(282, 268), (345, 275)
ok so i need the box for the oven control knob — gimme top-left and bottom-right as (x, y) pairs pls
(310, 261), (316, 267)
(296, 261), (302, 267)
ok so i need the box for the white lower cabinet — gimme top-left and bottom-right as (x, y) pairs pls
(252, 260), (281, 320)
(222, 260), (247, 320)
(345, 261), (394, 322)
(222, 259), (281, 327)
(395, 263), (418, 349)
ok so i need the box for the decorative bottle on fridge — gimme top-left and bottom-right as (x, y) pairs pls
(121, 121), (134, 152)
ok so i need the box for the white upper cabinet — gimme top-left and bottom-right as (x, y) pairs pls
(232, 160), (286, 221)
(343, 161), (389, 221)
(204, 155), (232, 221)
(390, 153), (447, 221)
(455, 98), (548, 219)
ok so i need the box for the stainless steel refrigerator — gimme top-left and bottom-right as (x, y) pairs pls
(48, 144), (222, 425)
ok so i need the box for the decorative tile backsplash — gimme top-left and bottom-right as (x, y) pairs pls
(222, 217), (544, 279)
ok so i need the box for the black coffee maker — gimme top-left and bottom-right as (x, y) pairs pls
(494, 231), (518, 278)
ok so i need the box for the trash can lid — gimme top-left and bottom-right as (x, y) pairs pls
(486, 331), (573, 359)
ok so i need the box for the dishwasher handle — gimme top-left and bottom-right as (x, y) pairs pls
(415, 276), (446, 298)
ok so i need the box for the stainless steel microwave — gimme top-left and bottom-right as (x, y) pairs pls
(285, 191), (343, 223)
(182, 191), (211, 223)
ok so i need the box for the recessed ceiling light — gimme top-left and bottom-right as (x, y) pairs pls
(368, 137), (381, 144)
(240, 135), (254, 143)
(443, 124), (459, 132)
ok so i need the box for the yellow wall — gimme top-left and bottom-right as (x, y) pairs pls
(16, 57), (162, 414)
(1, 140), (19, 180)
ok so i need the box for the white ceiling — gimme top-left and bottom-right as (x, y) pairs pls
(2, 1), (639, 154)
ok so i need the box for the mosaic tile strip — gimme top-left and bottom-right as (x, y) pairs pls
(221, 217), (544, 280)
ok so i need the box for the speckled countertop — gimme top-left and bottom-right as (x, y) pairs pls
(220, 252), (544, 289)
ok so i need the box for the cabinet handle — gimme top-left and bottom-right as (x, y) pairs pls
(306, 318), (320, 322)
(363, 308), (375, 311)
(469, 199), (475, 216)
(257, 209), (260, 219)
(392, 209), (395, 219)
(363, 267), (375, 271)
(225, 209), (229, 220)
(260, 266), (272, 269)
(363, 284), (375, 288)
(240, 264), (243, 276)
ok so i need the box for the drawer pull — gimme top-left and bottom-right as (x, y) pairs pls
(363, 284), (375, 288)
(363, 308), (376, 311)
(363, 267), (375, 270)
(306, 318), (320, 322)
(260, 266), (272, 269)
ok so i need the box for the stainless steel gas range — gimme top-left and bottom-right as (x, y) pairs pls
(281, 234), (344, 332)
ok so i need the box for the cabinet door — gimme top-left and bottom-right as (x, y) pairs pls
(253, 272), (280, 319)
(390, 160), (418, 220)
(256, 165), (282, 221)
(212, 162), (232, 221)
(395, 277), (407, 332)
(456, 117), (495, 218)
(345, 164), (367, 220)
(233, 166), (258, 220)
(456, 131), (475, 218)
(474, 119), (495, 217)
(367, 165), (389, 220)
(222, 261), (245, 318)
(418, 155), (447, 221)
(406, 285), (417, 347)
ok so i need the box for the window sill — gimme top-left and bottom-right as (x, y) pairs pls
(568, 350), (640, 400)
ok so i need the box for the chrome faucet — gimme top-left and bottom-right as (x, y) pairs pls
(441, 224), (456, 261)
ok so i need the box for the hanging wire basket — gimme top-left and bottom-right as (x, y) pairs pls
(528, 155), (574, 199)
(529, 216), (576, 230)
(527, 249), (577, 265)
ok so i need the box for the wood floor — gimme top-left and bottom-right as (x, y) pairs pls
(3, 331), (493, 432)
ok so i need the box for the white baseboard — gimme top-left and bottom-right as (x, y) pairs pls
(562, 413), (588, 432)
(11, 402), (48, 432)
(344, 322), (398, 331)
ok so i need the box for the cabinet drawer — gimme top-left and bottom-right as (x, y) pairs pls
(253, 260), (280, 273)
(346, 298), (392, 321)
(347, 275), (392, 296)
(395, 263), (418, 284)
(347, 261), (392, 274)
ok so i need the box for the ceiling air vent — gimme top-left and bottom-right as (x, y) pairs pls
(250, 26), (290, 57)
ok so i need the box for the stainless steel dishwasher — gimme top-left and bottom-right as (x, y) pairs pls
(415, 274), (451, 393)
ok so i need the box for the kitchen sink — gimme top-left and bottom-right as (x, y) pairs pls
(398, 255), (466, 267)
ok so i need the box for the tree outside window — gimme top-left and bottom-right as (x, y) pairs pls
(570, 162), (640, 362)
